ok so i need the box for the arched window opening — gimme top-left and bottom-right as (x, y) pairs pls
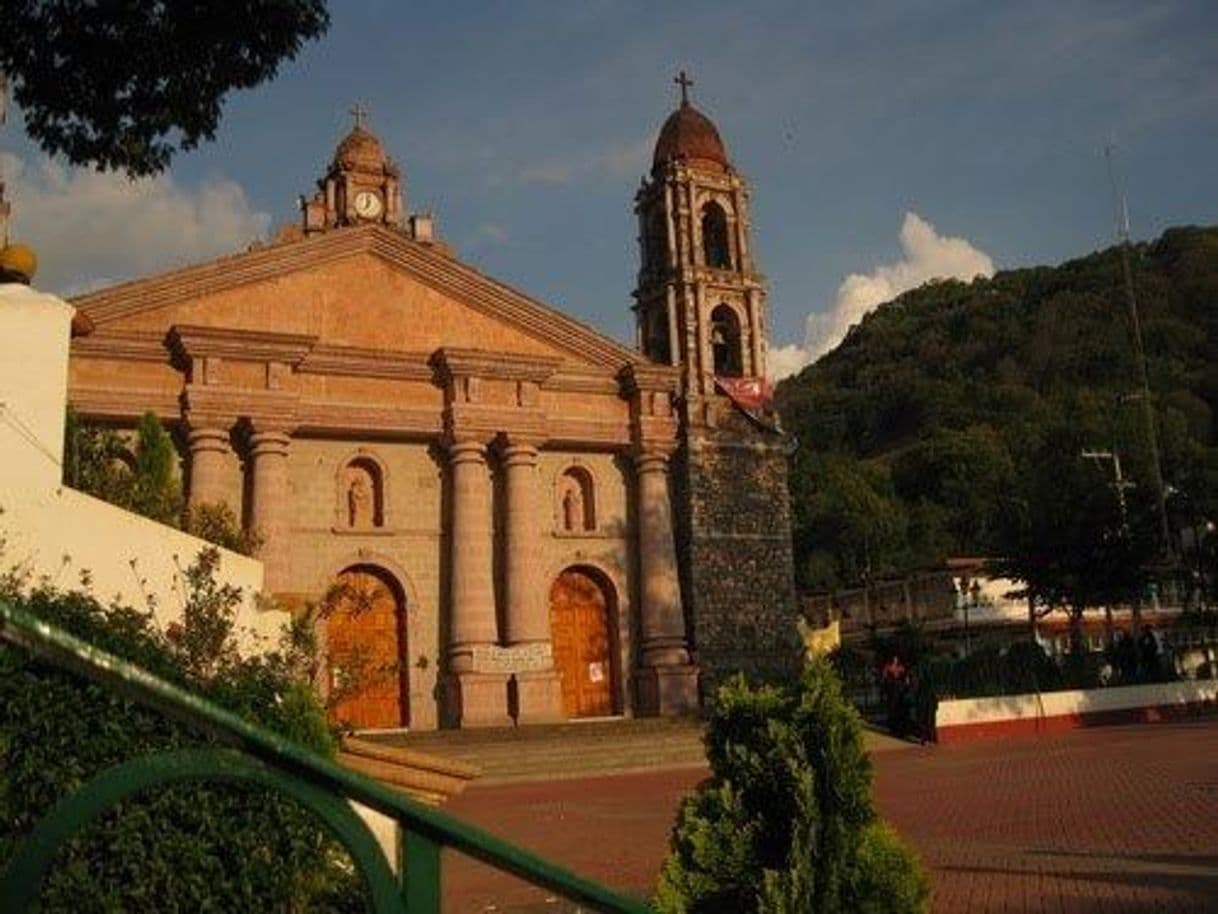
(343, 457), (385, 528)
(701, 202), (731, 269)
(646, 307), (671, 363)
(710, 304), (744, 377)
(558, 466), (596, 532)
(648, 210), (668, 272)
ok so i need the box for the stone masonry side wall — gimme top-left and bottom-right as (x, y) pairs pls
(676, 405), (801, 703)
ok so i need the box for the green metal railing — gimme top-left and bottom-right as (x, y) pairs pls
(0, 600), (652, 913)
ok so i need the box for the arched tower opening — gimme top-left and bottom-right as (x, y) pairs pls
(710, 304), (743, 377)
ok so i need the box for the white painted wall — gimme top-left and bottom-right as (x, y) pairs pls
(0, 282), (285, 649)
(938, 680), (1218, 728)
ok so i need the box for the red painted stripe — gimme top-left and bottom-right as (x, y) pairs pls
(936, 700), (1218, 743)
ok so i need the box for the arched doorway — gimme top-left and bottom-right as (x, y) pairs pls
(325, 565), (408, 730)
(548, 567), (617, 718)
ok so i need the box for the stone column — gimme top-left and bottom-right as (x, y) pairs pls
(247, 427), (291, 592)
(186, 424), (231, 510)
(446, 439), (510, 726)
(634, 450), (699, 715)
(500, 439), (563, 723)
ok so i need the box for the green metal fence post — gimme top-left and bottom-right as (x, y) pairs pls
(402, 829), (442, 913)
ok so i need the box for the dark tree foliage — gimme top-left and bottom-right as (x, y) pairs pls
(0, 551), (362, 911)
(777, 226), (1218, 597)
(1, 1), (331, 176)
(63, 407), (183, 527)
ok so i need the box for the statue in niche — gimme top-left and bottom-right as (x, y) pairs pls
(562, 485), (583, 532)
(347, 473), (373, 527)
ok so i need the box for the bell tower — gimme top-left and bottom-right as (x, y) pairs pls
(633, 71), (770, 417)
(634, 74), (800, 701)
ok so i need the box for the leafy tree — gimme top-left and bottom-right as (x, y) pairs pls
(64, 408), (183, 526)
(990, 424), (1159, 654)
(790, 453), (909, 591)
(1, 1), (330, 176)
(656, 659), (927, 913)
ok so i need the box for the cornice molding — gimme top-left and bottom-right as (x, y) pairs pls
(183, 384), (300, 430)
(299, 344), (435, 381)
(70, 330), (168, 363)
(67, 385), (181, 422)
(619, 362), (681, 395)
(169, 324), (317, 364)
(433, 347), (561, 383)
(296, 399), (443, 438)
(543, 368), (621, 395)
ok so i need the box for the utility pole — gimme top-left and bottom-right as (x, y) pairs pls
(1, 72), (10, 247)
(1104, 143), (1173, 567)
(1083, 448), (1140, 635)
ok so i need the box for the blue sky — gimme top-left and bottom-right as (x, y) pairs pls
(3, 0), (1217, 374)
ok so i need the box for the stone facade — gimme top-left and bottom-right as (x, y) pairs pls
(63, 85), (798, 729)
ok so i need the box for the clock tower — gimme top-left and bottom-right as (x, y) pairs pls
(301, 105), (406, 234)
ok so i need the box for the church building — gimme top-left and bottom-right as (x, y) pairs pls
(65, 79), (798, 730)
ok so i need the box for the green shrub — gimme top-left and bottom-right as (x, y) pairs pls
(63, 408), (185, 527)
(655, 658), (928, 913)
(0, 550), (364, 912)
(183, 500), (263, 557)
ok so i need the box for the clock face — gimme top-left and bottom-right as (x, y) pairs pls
(353, 190), (383, 219)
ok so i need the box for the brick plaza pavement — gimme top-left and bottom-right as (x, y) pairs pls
(441, 720), (1218, 912)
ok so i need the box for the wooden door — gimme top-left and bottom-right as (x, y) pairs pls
(549, 569), (614, 718)
(326, 566), (407, 729)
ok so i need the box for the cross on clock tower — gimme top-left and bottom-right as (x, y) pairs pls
(301, 105), (405, 234)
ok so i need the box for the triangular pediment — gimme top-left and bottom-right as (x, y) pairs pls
(70, 224), (645, 371)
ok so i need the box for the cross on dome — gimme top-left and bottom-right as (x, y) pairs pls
(349, 102), (369, 130)
(674, 70), (694, 107)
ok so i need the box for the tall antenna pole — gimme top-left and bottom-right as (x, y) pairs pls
(0, 72), (10, 247)
(1104, 141), (1173, 564)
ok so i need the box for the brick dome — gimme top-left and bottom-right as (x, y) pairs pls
(333, 125), (397, 175)
(652, 102), (729, 173)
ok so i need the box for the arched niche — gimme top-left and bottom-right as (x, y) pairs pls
(556, 465), (596, 533)
(337, 452), (387, 529)
(701, 201), (732, 269)
(710, 303), (744, 377)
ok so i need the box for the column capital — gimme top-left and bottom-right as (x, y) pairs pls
(633, 448), (673, 473)
(186, 425), (230, 453)
(248, 427), (292, 458)
(497, 434), (539, 466)
(447, 438), (488, 465)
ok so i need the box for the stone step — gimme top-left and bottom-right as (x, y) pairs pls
(366, 717), (709, 784)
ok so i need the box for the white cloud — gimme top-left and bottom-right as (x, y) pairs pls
(770, 212), (995, 380)
(1, 154), (270, 296)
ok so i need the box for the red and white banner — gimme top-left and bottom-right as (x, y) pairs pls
(714, 375), (773, 412)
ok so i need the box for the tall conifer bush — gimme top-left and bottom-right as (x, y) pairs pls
(656, 658), (927, 913)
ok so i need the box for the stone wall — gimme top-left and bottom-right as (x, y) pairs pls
(675, 401), (802, 702)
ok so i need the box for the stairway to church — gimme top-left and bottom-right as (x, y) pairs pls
(364, 717), (709, 785)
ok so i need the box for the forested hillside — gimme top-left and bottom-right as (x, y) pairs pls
(776, 225), (1218, 593)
